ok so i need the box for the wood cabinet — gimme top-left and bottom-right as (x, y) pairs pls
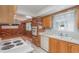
(49, 38), (60, 53)
(49, 37), (79, 53)
(42, 15), (52, 28)
(59, 40), (71, 53)
(32, 18), (37, 26)
(59, 40), (68, 53)
(32, 36), (40, 47)
(49, 38), (70, 53)
(32, 17), (43, 27)
(70, 43), (79, 53)
(0, 5), (16, 24)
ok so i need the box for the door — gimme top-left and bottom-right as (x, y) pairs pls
(59, 40), (71, 53)
(0, 6), (16, 24)
(71, 44), (79, 53)
(41, 35), (49, 51)
(43, 15), (52, 28)
(49, 38), (60, 53)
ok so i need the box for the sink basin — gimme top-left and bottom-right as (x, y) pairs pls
(55, 36), (62, 39)
(63, 37), (72, 40)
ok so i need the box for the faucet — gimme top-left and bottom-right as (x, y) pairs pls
(60, 33), (63, 36)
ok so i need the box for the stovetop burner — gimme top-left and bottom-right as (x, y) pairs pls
(1, 45), (14, 50)
(16, 42), (23, 46)
(13, 40), (21, 43)
(3, 42), (11, 45)
(0, 38), (25, 51)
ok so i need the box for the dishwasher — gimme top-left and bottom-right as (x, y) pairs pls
(40, 35), (49, 51)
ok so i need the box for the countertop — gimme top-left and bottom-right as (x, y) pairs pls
(39, 32), (79, 45)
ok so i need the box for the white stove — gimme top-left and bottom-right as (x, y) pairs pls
(0, 37), (34, 53)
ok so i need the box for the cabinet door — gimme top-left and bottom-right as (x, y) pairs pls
(43, 15), (52, 28)
(60, 41), (79, 53)
(32, 18), (38, 26)
(59, 40), (71, 53)
(0, 6), (7, 23)
(49, 38), (60, 53)
(0, 5), (16, 24)
(71, 44), (79, 53)
(59, 41), (67, 53)
(8, 6), (16, 24)
(32, 36), (40, 47)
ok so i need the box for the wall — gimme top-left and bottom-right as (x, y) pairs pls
(0, 23), (25, 39)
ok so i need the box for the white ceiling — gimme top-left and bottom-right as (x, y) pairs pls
(17, 5), (50, 14)
(17, 5), (50, 17)
(16, 5), (75, 17)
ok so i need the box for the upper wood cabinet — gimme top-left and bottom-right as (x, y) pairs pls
(0, 5), (16, 24)
(42, 15), (52, 28)
(32, 17), (42, 26)
(32, 18), (37, 26)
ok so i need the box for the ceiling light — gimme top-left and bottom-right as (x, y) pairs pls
(26, 16), (32, 19)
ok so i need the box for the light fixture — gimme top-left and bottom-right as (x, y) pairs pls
(25, 16), (32, 19)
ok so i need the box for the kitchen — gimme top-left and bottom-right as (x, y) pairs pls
(0, 5), (79, 53)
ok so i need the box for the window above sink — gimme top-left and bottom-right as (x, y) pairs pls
(53, 9), (76, 32)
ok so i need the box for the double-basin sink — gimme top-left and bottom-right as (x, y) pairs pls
(39, 31), (79, 44)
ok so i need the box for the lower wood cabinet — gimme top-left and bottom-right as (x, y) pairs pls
(71, 43), (79, 53)
(59, 40), (71, 53)
(49, 38), (60, 53)
(59, 40), (68, 53)
(32, 36), (40, 47)
(49, 37), (79, 53)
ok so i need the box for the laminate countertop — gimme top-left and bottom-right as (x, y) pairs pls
(39, 32), (79, 45)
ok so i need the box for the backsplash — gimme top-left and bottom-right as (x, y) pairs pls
(0, 22), (25, 39)
(44, 26), (79, 40)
